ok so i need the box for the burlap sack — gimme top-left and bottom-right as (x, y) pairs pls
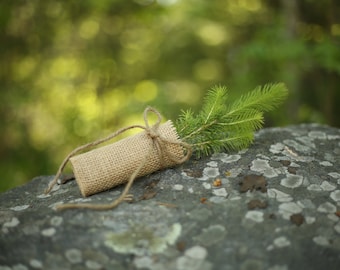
(70, 120), (185, 197)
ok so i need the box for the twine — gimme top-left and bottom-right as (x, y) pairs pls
(45, 107), (192, 210)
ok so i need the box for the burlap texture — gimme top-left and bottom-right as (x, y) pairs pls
(70, 120), (184, 197)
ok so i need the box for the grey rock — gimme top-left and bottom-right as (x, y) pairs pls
(1, 124), (340, 270)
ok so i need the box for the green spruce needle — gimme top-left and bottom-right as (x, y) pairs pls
(175, 83), (288, 158)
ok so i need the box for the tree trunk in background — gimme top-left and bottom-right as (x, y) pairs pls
(298, 0), (339, 126)
(323, 0), (336, 126)
(280, 0), (301, 123)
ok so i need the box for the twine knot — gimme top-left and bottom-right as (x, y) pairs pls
(142, 107), (192, 166)
(147, 129), (159, 139)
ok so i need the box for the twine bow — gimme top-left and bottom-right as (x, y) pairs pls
(45, 107), (192, 210)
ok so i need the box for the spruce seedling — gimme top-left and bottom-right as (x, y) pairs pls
(46, 82), (288, 211)
(175, 83), (288, 158)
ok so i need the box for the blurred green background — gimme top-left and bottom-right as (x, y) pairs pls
(1, 0), (339, 192)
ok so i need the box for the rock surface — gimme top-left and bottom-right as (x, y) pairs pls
(1, 124), (340, 270)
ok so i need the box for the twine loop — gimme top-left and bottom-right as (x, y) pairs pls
(44, 107), (191, 210)
(144, 108), (161, 140)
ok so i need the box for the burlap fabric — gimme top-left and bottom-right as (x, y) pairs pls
(70, 120), (184, 197)
(44, 107), (191, 210)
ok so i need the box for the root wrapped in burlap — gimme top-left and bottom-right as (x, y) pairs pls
(70, 120), (184, 197)
(44, 107), (191, 210)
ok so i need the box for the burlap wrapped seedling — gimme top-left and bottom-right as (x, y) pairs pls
(45, 107), (192, 210)
(45, 83), (288, 210)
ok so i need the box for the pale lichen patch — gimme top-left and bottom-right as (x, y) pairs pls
(4, 217), (20, 228)
(208, 196), (227, 204)
(317, 202), (336, 213)
(212, 188), (228, 197)
(10, 205), (30, 211)
(280, 175), (303, 188)
(47, 181), (60, 192)
(41, 227), (56, 237)
(320, 161), (333, 167)
(334, 222), (340, 234)
(50, 216), (63, 227)
(250, 159), (268, 171)
(65, 248), (83, 264)
(133, 256), (153, 269)
(324, 152), (336, 163)
(320, 181), (336, 191)
(305, 216), (316, 225)
(2, 217), (20, 233)
(37, 193), (51, 199)
(327, 134), (340, 140)
(268, 189), (293, 202)
(278, 202), (303, 219)
(185, 245), (208, 260)
(269, 142), (285, 154)
(297, 199), (316, 209)
(105, 223), (182, 255)
(308, 131), (326, 139)
(203, 167), (220, 178)
(273, 236), (291, 248)
(71, 198), (93, 203)
(283, 139), (312, 153)
(328, 172), (340, 179)
(206, 161), (218, 167)
(29, 259), (43, 269)
(313, 236), (330, 246)
(48, 201), (65, 209)
(327, 213), (339, 222)
(229, 195), (242, 201)
(307, 184), (323, 192)
(211, 153), (241, 163)
(256, 153), (270, 160)
(245, 211), (264, 223)
(199, 167), (220, 181)
(173, 184), (184, 191)
(227, 167), (243, 178)
(11, 264), (28, 270)
(330, 190), (340, 202)
(202, 182), (211, 190)
(250, 159), (279, 178)
(296, 136), (316, 149)
(176, 254), (212, 270)
(85, 260), (102, 270)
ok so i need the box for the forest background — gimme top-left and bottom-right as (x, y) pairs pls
(1, 0), (339, 192)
